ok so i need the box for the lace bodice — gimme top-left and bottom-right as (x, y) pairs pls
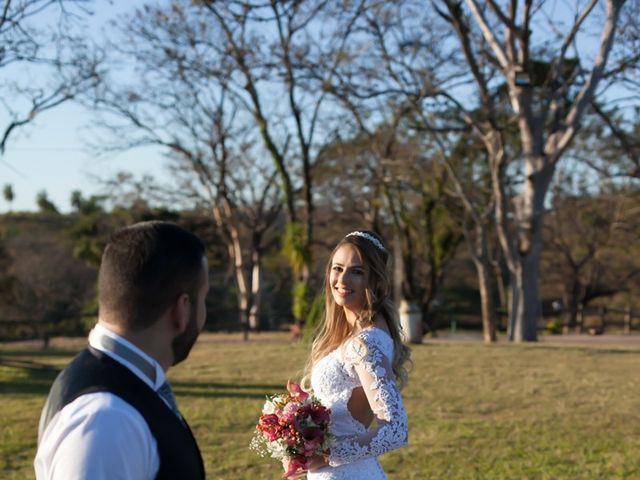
(310, 327), (408, 471)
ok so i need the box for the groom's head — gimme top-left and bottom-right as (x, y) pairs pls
(98, 221), (208, 364)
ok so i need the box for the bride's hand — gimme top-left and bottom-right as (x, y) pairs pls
(305, 455), (329, 472)
(287, 471), (307, 480)
(281, 459), (307, 479)
(281, 455), (328, 478)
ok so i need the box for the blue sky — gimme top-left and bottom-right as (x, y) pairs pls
(1, 100), (169, 213)
(0, 1), (170, 213)
(0, 0), (625, 213)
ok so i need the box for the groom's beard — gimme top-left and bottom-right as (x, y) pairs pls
(171, 300), (200, 366)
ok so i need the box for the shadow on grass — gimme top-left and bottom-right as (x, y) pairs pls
(0, 362), (287, 399)
(0, 348), (79, 358)
(0, 378), (56, 396)
(0, 370), (59, 397)
(0, 356), (61, 372)
(174, 381), (282, 400)
(0, 355), (61, 396)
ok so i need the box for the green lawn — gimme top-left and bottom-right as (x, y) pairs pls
(1, 333), (639, 479)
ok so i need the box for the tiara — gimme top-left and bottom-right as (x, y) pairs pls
(345, 231), (386, 252)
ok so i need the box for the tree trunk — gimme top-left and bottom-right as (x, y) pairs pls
(492, 258), (507, 325)
(468, 221), (497, 343)
(507, 272), (516, 340)
(227, 224), (250, 341)
(510, 246), (542, 341)
(393, 232), (404, 305)
(235, 271), (250, 341)
(562, 280), (581, 334)
(498, 149), (552, 342)
(473, 256), (497, 343)
(248, 249), (262, 330)
(576, 303), (585, 333)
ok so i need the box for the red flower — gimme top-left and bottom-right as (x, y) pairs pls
(310, 405), (331, 424)
(257, 413), (282, 442)
(251, 383), (333, 479)
(301, 426), (324, 453)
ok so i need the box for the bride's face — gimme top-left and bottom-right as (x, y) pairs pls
(329, 244), (367, 313)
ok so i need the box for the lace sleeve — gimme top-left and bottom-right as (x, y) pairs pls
(328, 330), (408, 467)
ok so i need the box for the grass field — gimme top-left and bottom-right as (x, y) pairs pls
(1, 332), (639, 479)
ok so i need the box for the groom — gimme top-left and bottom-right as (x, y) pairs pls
(35, 221), (209, 479)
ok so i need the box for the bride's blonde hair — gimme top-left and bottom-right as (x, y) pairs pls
(303, 231), (412, 390)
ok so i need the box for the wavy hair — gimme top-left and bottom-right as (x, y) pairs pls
(303, 231), (412, 389)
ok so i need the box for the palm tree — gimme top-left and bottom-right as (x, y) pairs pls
(3, 184), (14, 212)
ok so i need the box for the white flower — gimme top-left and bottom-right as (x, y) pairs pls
(262, 399), (277, 414)
(267, 439), (288, 459)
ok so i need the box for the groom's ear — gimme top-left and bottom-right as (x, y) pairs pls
(170, 293), (191, 334)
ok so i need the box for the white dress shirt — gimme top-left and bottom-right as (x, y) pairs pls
(34, 324), (169, 480)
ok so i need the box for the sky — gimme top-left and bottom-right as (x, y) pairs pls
(1, 102), (169, 213)
(0, 1), (626, 213)
(0, 1), (170, 214)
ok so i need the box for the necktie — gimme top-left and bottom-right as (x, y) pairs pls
(157, 381), (181, 418)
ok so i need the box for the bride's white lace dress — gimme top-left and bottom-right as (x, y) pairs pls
(308, 327), (408, 479)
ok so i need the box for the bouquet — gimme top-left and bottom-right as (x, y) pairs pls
(250, 381), (333, 478)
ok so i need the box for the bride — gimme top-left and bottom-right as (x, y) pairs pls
(300, 230), (412, 479)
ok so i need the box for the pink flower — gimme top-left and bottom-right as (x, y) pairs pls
(251, 383), (333, 475)
(287, 380), (309, 402)
(279, 401), (300, 424)
(283, 455), (307, 478)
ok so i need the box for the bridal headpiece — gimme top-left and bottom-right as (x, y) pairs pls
(345, 231), (386, 253)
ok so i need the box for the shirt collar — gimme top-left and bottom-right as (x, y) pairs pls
(89, 323), (166, 390)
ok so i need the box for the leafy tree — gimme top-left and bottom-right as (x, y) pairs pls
(36, 190), (59, 214)
(3, 184), (14, 212)
(0, 215), (95, 346)
(67, 190), (111, 267)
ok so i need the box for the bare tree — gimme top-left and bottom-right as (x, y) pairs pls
(314, 125), (464, 336)
(197, 0), (366, 324)
(543, 172), (640, 332)
(3, 221), (95, 347)
(433, 0), (630, 340)
(87, 3), (282, 338)
(573, 105), (640, 180)
(316, 1), (497, 340)
(0, 0), (101, 154)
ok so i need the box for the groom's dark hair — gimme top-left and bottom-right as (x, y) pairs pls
(98, 221), (206, 331)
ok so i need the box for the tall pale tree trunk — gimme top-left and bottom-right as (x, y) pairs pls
(248, 249), (262, 330)
(504, 161), (553, 341)
(475, 258), (497, 343)
(211, 200), (252, 341)
(467, 222), (498, 343)
(229, 225), (251, 341)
